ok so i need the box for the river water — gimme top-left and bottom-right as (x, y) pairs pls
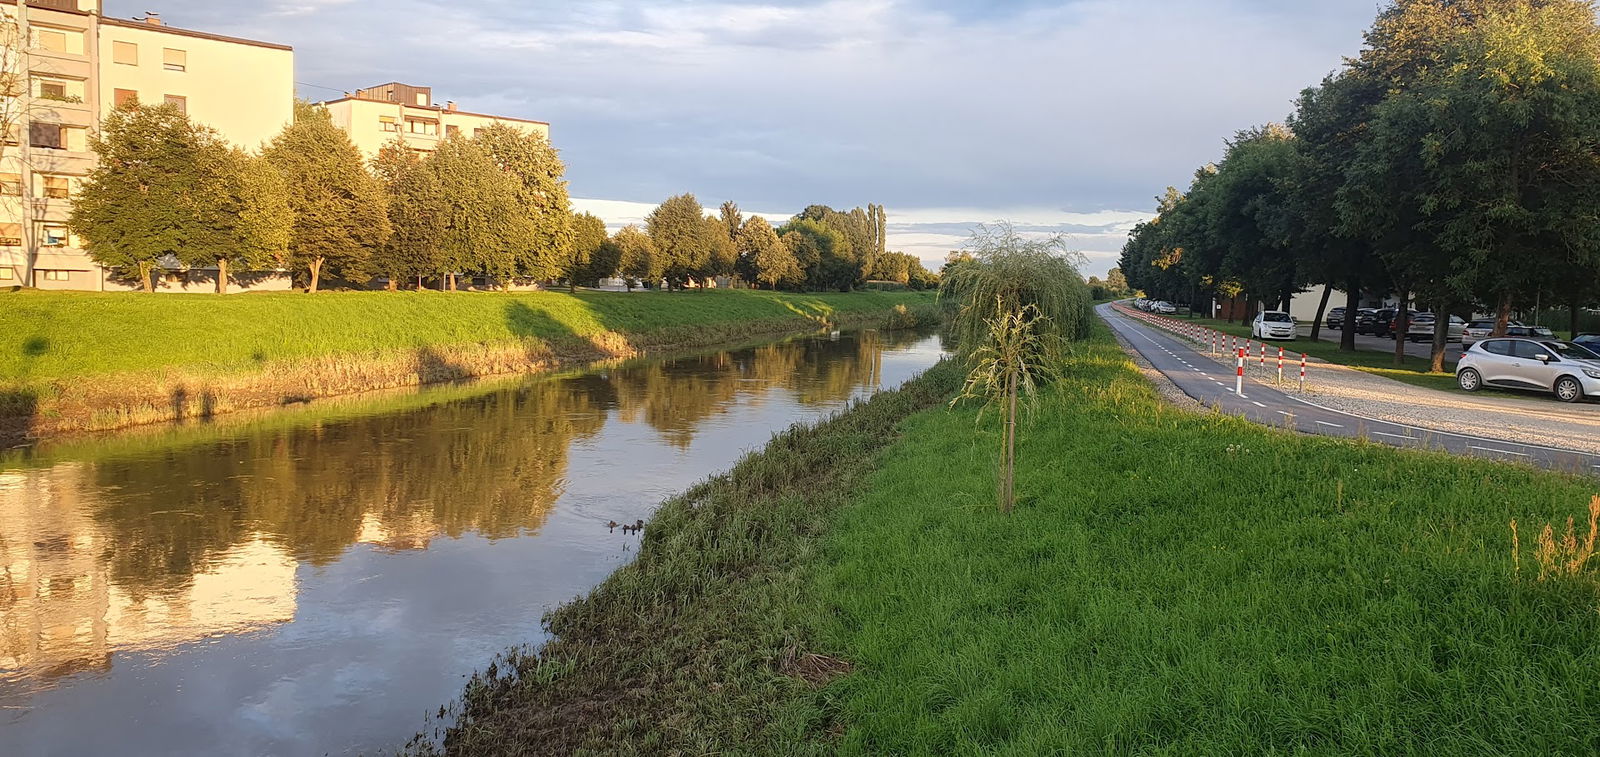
(0, 328), (945, 756)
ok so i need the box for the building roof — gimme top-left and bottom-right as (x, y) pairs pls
(317, 96), (550, 126)
(100, 16), (293, 52)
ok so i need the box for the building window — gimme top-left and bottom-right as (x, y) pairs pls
(0, 267), (12, 281)
(0, 223), (20, 246)
(42, 175), (70, 199)
(164, 94), (186, 115)
(163, 48), (187, 72)
(407, 118), (439, 135)
(35, 29), (67, 53)
(30, 122), (64, 150)
(38, 80), (66, 100)
(415, 92), (428, 106)
(43, 270), (71, 282)
(445, 124), (459, 138)
(40, 225), (69, 247)
(0, 173), (20, 196)
(379, 115), (399, 132)
(113, 40), (138, 65)
(472, 128), (485, 139)
(114, 88), (139, 108)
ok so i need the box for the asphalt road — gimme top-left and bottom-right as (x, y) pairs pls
(1101, 304), (1600, 475)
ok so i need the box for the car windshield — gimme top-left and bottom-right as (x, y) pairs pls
(1263, 312), (1291, 322)
(1545, 341), (1600, 360)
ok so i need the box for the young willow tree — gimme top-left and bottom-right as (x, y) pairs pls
(263, 102), (390, 292)
(943, 225), (1092, 513)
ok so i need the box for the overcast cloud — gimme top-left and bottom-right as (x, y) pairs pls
(107, 0), (1383, 275)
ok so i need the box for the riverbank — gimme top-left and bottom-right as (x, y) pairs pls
(0, 289), (937, 444)
(420, 322), (1600, 754)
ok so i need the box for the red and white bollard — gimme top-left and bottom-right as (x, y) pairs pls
(1259, 341), (1266, 367)
(1277, 347), (1284, 385)
(1235, 348), (1245, 397)
(1299, 352), (1307, 392)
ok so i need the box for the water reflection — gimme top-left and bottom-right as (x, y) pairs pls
(0, 328), (940, 756)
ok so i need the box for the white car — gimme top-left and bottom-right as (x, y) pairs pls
(1252, 311), (1297, 340)
(1152, 301), (1177, 315)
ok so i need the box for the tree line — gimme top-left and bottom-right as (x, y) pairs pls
(1118, 0), (1600, 369)
(70, 100), (937, 294)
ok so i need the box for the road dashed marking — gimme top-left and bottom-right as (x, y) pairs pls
(1315, 421), (1344, 428)
(1469, 445), (1530, 457)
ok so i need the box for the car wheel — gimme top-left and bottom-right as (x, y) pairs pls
(1457, 368), (1482, 392)
(1555, 376), (1584, 403)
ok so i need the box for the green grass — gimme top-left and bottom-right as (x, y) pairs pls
(1188, 315), (1458, 391)
(418, 319), (1600, 754)
(818, 323), (1600, 753)
(0, 288), (935, 384)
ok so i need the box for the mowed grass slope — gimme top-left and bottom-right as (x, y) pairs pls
(0, 288), (933, 383)
(819, 323), (1600, 753)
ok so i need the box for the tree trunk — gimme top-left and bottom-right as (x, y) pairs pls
(448, 272), (457, 292)
(307, 257), (323, 294)
(1571, 301), (1582, 340)
(1393, 293), (1409, 367)
(386, 278), (397, 292)
(1001, 368), (1017, 514)
(1430, 301), (1450, 373)
(1340, 281), (1360, 352)
(1493, 292), (1513, 336)
(415, 276), (424, 292)
(1309, 285), (1333, 341)
(216, 258), (229, 295)
(139, 262), (154, 293)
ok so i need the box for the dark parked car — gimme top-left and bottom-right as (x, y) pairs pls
(1326, 307), (1347, 330)
(1575, 333), (1600, 349)
(1367, 308), (1399, 338)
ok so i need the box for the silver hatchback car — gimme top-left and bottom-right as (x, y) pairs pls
(1456, 338), (1600, 402)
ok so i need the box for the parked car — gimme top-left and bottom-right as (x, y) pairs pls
(1457, 337), (1600, 402)
(1575, 333), (1600, 349)
(1461, 320), (1515, 345)
(1506, 325), (1556, 339)
(1401, 313), (1466, 343)
(1135, 298), (1150, 311)
(1152, 301), (1177, 315)
(1252, 310), (1297, 340)
(1365, 308), (1399, 337)
(1325, 307), (1347, 330)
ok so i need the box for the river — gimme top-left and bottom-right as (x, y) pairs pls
(0, 327), (946, 756)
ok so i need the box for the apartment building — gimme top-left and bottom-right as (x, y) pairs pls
(0, 1), (293, 291)
(319, 82), (550, 158)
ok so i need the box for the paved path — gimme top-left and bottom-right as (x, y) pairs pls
(1100, 304), (1600, 475)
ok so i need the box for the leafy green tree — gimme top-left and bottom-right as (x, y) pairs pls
(737, 216), (798, 289)
(182, 145), (292, 294)
(429, 136), (535, 290)
(71, 103), (199, 292)
(701, 214), (738, 285)
(719, 201), (742, 245)
(566, 211), (608, 291)
(778, 217), (858, 291)
(646, 193), (709, 290)
(370, 140), (446, 290)
(475, 123), (574, 282)
(1105, 267), (1128, 294)
(614, 224), (660, 290)
(582, 236), (623, 288)
(263, 101), (390, 292)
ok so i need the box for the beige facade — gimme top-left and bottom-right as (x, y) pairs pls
(0, 1), (293, 291)
(319, 82), (550, 158)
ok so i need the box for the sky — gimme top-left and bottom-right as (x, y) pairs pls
(106, 0), (1385, 277)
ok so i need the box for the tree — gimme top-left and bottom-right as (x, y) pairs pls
(263, 101), (390, 292)
(945, 224), (1091, 513)
(474, 123), (574, 283)
(737, 216), (798, 289)
(614, 224), (660, 290)
(1105, 267), (1129, 294)
(71, 103), (200, 292)
(370, 140), (446, 290)
(718, 201), (742, 245)
(645, 193), (709, 290)
(182, 145), (292, 294)
(429, 135), (535, 290)
(778, 217), (858, 291)
(566, 211), (607, 291)
(701, 214), (737, 286)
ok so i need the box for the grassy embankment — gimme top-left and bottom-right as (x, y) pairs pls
(1189, 315), (1457, 391)
(417, 321), (1600, 754)
(0, 288), (937, 441)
